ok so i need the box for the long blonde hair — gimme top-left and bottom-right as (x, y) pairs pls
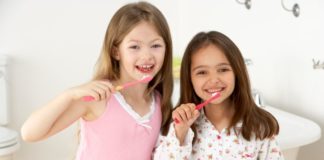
(93, 1), (173, 134)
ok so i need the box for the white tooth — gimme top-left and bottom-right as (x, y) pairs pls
(207, 89), (221, 93)
(141, 65), (153, 69)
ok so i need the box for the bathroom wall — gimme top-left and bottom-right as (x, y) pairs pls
(0, 0), (323, 160)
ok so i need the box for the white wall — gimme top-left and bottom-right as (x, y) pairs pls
(0, 0), (323, 160)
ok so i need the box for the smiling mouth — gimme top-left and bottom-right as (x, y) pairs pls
(206, 88), (223, 95)
(136, 64), (154, 73)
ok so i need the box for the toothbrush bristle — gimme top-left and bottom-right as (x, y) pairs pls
(211, 92), (220, 100)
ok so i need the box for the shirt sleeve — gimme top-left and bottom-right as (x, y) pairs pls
(153, 122), (194, 160)
(258, 136), (285, 160)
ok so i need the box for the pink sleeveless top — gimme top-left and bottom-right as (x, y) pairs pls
(76, 92), (162, 160)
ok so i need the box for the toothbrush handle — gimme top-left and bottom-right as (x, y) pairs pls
(83, 96), (95, 101)
(195, 93), (221, 110)
(82, 77), (150, 101)
(82, 85), (125, 102)
(195, 103), (206, 110)
(174, 93), (220, 124)
(174, 102), (207, 123)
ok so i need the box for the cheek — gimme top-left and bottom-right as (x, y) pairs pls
(191, 78), (203, 93)
(155, 54), (165, 70)
(157, 51), (166, 62)
(119, 57), (134, 69)
(227, 75), (236, 91)
(158, 54), (165, 64)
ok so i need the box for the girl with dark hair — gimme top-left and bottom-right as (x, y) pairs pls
(154, 31), (283, 160)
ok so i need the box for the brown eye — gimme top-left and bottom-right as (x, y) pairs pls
(196, 71), (207, 75)
(217, 68), (230, 73)
(152, 44), (162, 48)
(129, 45), (140, 49)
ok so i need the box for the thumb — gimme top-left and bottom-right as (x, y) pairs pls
(193, 110), (200, 120)
(187, 110), (200, 126)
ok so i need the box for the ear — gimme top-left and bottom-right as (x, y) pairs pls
(112, 46), (120, 60)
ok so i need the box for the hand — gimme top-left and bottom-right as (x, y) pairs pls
(68, 80), (115, 102)
(172, 103), (200, 144)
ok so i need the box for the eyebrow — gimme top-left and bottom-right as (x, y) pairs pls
(192, 63), (231, 71)
(127, 38), (164, 43)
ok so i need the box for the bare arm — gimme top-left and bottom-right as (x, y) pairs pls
(21, 80), (115, 142)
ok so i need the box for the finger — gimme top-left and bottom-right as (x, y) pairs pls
(183, 105), (192, 120)
(178, 109), (188, 122)
(88, 85), (103, 101)
(99, 80), (115, 93)
(189, 103), (196, 111)
(185, 110), (200, 126)
(96, 87), (106, 100)
(94, 81), (114, 101)
(193, 110), (200, 119)
(87, 89), (100, 101)
(95, 82), (109, 92)
(172, 111), (182, 123)
(99, 81), (116, 99)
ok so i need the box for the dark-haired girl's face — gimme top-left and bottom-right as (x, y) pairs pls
(190, 44), (235, 106)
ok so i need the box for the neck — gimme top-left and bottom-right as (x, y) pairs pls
(113, 77), (150, 99)
(120, 85), (149, 100)
(204, 100), (234, 132)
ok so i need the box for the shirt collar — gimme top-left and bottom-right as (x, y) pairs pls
(196, 109), (243, 130)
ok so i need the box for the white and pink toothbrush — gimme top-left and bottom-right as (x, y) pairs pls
(194, 92), (221, 110)
(174, 92), (221, 124)
(83, 75), (153, 101)
(114, 75), (153, 91)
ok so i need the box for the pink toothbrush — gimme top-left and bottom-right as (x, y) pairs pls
(174, 92), (221, 123)
(195, 92), (221, 110)
(83, 75), (153, 101)
(114, 75), (153, 91)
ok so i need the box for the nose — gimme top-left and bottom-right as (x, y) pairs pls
(209, 73), (220, 84)
(141, 47), (153, 60)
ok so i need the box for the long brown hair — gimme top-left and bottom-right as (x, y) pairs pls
(178, 31), (279, 140)
(93, 1), (173, 134)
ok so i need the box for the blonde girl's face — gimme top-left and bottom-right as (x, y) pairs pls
(190, 44), (235, 105)
(116, 21), (166, 82)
